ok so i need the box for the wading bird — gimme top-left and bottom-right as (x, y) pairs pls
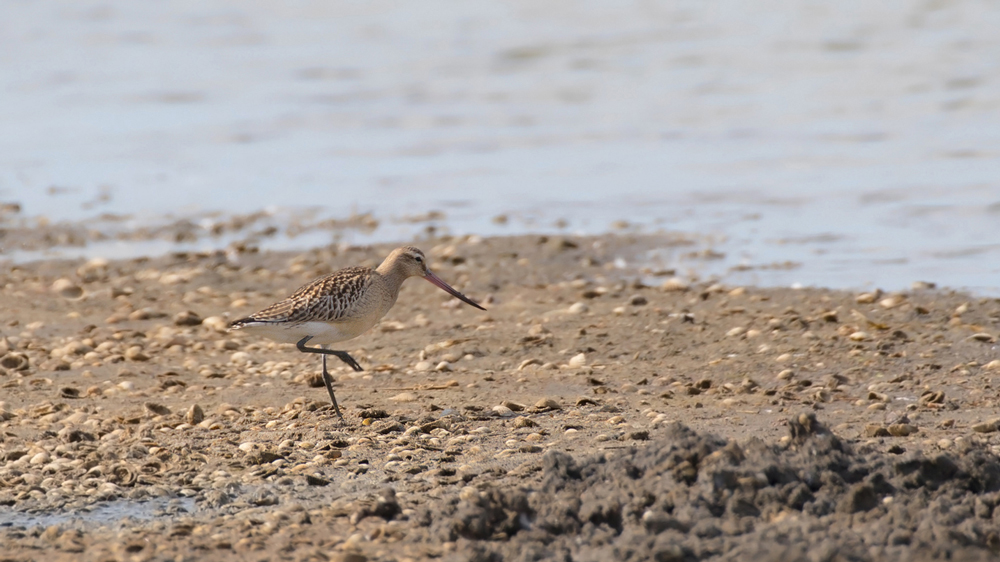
(229, 246), (485, 418)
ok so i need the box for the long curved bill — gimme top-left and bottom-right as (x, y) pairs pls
(424, 270), (486, 310)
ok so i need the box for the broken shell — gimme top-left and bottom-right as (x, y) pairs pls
(661, 278), (689, 292)
(173, 310), (203, 326)
(51, 278), (83, 299)
(186, 404), (205, 425)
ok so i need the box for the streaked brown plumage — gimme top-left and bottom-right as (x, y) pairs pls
(229, 246), (485, 419)
(242, 267), (375, 325)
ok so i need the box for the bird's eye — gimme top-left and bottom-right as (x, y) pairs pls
(414, 256), (423, 263)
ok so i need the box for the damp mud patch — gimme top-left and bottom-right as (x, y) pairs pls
(410, 414), (1000, 562)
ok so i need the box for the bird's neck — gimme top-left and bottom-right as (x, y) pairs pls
(375, 262), (408, 294)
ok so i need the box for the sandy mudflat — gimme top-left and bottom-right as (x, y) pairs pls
(1, 232), (1000, 561)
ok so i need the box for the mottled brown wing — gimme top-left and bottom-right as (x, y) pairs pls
(240, 267), (374, 325)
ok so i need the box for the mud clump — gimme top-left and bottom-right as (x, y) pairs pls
(413, 415), (1000, 562)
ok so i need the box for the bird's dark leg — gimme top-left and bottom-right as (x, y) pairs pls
(296, 336), (365, 372)
(296, 336), (364, 419)
(321, 354), (343, 420)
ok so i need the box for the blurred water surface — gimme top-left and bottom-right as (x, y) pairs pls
(1, 0), (999, 292)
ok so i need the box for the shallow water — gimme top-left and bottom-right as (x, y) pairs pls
(2, 1), (999, 293)
(0, 497), (196, 530)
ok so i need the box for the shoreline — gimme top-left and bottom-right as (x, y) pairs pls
(3, 204), (999, 298)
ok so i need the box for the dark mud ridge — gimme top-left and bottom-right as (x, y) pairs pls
(406, 415), (1000, 562)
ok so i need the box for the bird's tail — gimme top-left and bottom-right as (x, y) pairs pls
(228, 317), (255, 330)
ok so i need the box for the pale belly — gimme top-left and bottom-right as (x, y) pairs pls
(234, 318), (375, 346)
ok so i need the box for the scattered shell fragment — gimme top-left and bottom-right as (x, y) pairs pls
(128, 308), (167, 321)
(972, 420), (1000, 434)
(518, 358), (541, 371)
(373, 421), (404, 434)
(864, 424), (890, 438)
(230, 351), (251, 364)
(534, 398), (560, 411)
(203, 316), (229, 332)
(173, 310), (203, 326)
(879, 295), (905, 309)
(855, 291), (881, 304)
(125, 346), (150, 361)
(887, 424), (916, 437)
(186, 404), (205, 425)
(0, 353), (30, 371)
(145, 403), (172, 416)
(661, 278), (689, 292)
(492, 405), (514, 417)
(919, 391), (945, 406)
(502, 400), (525, 412)
(51, 278), (83, 299)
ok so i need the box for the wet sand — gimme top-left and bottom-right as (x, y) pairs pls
(1, 232), (1000, 561)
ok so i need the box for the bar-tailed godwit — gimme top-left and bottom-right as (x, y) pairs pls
(229, 246), (485, 418)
